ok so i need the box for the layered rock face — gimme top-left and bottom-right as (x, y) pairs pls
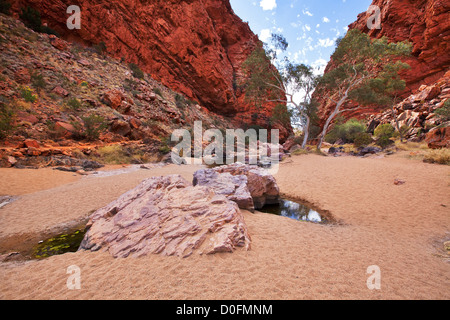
(80, 175), (251, 258)
(366, 70), (450, 147)
(348, 0), (449, 96)
(316, 0), (449, 129)
(12, 0), (287, 135)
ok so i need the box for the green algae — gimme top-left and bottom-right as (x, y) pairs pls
(32, 229), (86, 259)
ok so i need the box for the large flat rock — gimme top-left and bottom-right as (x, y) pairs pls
(79, 175), (251, 258)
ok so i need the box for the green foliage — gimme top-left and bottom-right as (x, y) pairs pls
(152, 87), (163, 97)
(0, 101), (14, 139)
(325, 118), (367, 144)
(40, 25), (60, 37)
(32, 229), (86, 259)
(175, 93), (186, 109)
(435, 100), (450, 122)
(319, 30), (412, 102)
(315, 29), (412, 149)
(271, 104), (292, 127)
(20, 86), (37, 103)
(129, 63), (144, 79)
(71, 114), (107, 141)
(82, 114), (107, 141)
(19, 6), (42, 32)
(66, 97), (82, 111)
(31, 71), (46, 92)
(174, 93), (195, 109)
(93, 41), (107, 55)
(0, 0), (11, 15)
(241, 45), (282, 108)
(374, 123), (395, 148)
(353, 132), (373, 148)
(19, 6), (59, 36)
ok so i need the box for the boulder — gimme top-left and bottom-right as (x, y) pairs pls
(358, 146), (382, 156)
(23, 139), (40, 149)
(213, 163), (279, 209)
(49, 35), (68, 51)
(52, 86), (69, 97)
(79, 175), (251, 258)
(102, 89), (125, 109)
(425, 126), (450, 149)
(193, 169), (254, 211)
(110, 119), (131, 136)
(55, 121), (76, 137)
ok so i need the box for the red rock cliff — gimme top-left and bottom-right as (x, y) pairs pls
(316, 0), (449, 127)
(349, 0), (449, 95)
(11, 0), (289, 137)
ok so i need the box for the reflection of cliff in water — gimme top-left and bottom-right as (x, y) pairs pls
(259, 199), (330, 224)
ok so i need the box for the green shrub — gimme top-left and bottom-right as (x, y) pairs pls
(71, 114), (107, 141)
(0, 102), (14, 139)
(81, 114), (107, 141)
(93, 41), (107, 55)
(353, 132), (373, 148)
(19, 6), (42, 32)
(31, 71), (46, 92)
(175, 93), (187, 109)
(40, 25), (60, 37)
(66, 97), (82, 111)
(129, 63), (144, 79)
(374, 123), (395, 148)
(18, 6), (59, 36)
(20, 86), (37, 103)
(271, 104), (292, 128)
(325, 118), (367, 144)
(0, 0), (11, 15)
(435, 100), (450, 122)
(152, 87), (163, 97)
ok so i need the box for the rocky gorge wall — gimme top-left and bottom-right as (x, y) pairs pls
(316, 0), (449, 133)
(10, 0), (290, 138)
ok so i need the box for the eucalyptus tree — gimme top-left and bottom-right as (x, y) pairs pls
(242, 34), (319, 149)
(315, 29), (412, 149)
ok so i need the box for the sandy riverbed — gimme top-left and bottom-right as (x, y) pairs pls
(0, 153), (448, 299)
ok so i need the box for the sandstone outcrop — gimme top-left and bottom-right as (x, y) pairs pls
(193, 169), (254, 211)
(315, 0), (449, 131)
(366, 70), (449, 145)
(11, 0), (291, 138)
(79, 175), (251, 258)
(213, 163), (280, 209)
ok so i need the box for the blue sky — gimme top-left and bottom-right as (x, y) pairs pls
(230, 0), (373, 75)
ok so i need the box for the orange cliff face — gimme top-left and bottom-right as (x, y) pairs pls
(11, 0), (291, 140)
(348, 0), (450, 96)
(315, 0), (450, 128)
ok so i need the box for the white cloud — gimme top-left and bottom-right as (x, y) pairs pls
(312, 58), (328, 75)
(317, 38), (335, 48)
(302, 9), (313, 16)
(260, 0), (277, 11)
(259, 29), (272, 42)
(322, 17), (330, 23)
